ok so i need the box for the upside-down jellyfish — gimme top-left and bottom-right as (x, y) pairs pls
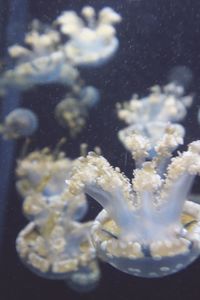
(117, 83), (193, 158)
(57, 6), (121, 66)
(16, 143), (89, 222)
(16, 147), (73, 197)
(66, 128), (200, 278)
(0, 20), (79, 92)
(16, 216), (98, 281)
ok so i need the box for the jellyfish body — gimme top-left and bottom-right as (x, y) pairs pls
(0, 108), (38, 139)
(23, 191), (88, 222)
(66, 132), (200, 278)
(16, 148), (73, 198)
(80, 86), (100, 107)
(55, 96), (89, 136)
(55, 85), (100, 136)
(57, 6), (121, 66)
(16, 219), (97, 280)
(16, 186), (98, 281)
(1, 6), (121, 93)
(15, 143), (99, 287)
(0, 20), (79, 91)
(117, 83), (193, 158)
(92, 205), (200, 278)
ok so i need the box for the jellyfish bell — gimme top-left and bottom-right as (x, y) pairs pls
(16, 219), (97, 281)
(64, 29), (119, 67)
(91, 204), (200, 278)
(1, 108), (38, 139)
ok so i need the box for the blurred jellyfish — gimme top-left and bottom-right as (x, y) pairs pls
(0, 6), (121, 93)
(117, 83), (193, 158)
(0, 20), (79, 92)
(23, 190), (88, 223)
(16, 145), (73, 198)
(168, 65), (193, 89)
(0, 108), (38, 139)
(66, 132), (200, 278)
(16, 212), (99, 283)
(80, 86), (100, 107)
(57, 6), (121, 66)
(55, 86), (100, 136)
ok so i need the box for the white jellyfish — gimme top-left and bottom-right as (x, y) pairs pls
(0, 20), (79, 92)
(0, 108), (38, 139)
(16, 204), (99, 283)
(57, 6), (122, 66)
(66, 132), (200, 278)
(117, 83), (193, 158)
(16, 144), (74, 197)
(0, 6), (121, 93)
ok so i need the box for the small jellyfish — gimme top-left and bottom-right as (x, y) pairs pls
(57, 6), (121, 66)
(79, 86), (100, 108)
(55, 86), (99, 136)
(0, 20), (79, 91)
(16, 217), (98, 281)
(0, 108), (38, 139)
(55, 96), (88, 136)
(66, 131), (200, 278)
(16, 146), (72, 198)
(16, 142), (89, 222)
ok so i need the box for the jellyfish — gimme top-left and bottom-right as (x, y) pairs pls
(16, 216), (99, 281)
(65, 127), (200, 278)
(0, 6), (121, 93)
(56, 6), (121, 66)
(117, 83), (193, 157)
(55, 86), (100, 136)
(0, 20), (79, 92)
(80, 86), (100, 108)
(23, 190), (88, 223)
(16, 146), (73, 198)
(0, 108), (38, 139)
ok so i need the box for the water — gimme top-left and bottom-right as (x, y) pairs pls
(1, 1), (200, 300)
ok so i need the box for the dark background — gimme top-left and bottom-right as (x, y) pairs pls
(1, 0), (200, 299)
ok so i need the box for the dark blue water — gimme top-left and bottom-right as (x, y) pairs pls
(1, 1), (200, 300)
